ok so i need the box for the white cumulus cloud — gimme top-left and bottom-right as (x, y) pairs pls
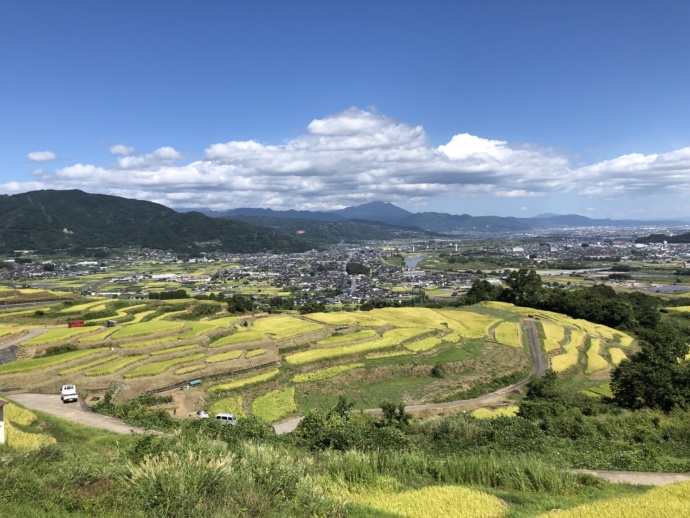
(6, 108), (690, 212)
(27, 151), (57, 162)
(109, 144), (134, 155)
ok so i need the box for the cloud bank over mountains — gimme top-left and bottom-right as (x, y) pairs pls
(8, 108), (690, 212)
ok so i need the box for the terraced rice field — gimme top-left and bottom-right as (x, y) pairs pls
(124, 353), (206, 378)
(22, 327), (96, 346)
(493, 321), (522, 347)
(284, 328), (432, 365)
(59, 354), (120, 376)
(0, 348), (107, 375)
(434, 309), (500, 339)
(58, 299), (108, 313)
(175, 365), (206, 375)
(251, 387), (296, 423)
(404, 336), (442, 352)
(209, 395), (245, 417)
(3, 402), (56, 451)
(209, 369), (280, 392)
(85, 355), (147, 376)
(551, 330), (584, 373)
(585, 338), (610, 374)
(316, 329), (377, 345)
(206, 350), (243, 363)
(210, 331), (264, 347)
(292, 363), (365, 383)
(110, 321), (185, 339)
(245, 348), (267, 359)
(540, 321), (565, 351)
(471, 406), (519, 419)
(609, 347), (628, 365)
(251, 315), (323, 339)
(149, 344), (199, 356)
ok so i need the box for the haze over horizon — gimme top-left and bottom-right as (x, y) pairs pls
(2, 1), (690, 220)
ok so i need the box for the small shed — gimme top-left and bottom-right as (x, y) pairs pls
(0, 399), (7, 445)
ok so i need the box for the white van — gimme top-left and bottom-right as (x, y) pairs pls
(60, 384), (78, 403)
(215, 412), (237, 426)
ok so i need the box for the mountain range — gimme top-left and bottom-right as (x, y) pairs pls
(191, 201), (689, 233)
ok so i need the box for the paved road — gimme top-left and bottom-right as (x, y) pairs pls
(274, 319), (549, 434)
(9, 393), (155, 435)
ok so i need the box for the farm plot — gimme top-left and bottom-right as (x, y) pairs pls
(551, 330), (585, 373)
(434, 309), (500, 338)
(59, 299), (107, 313)
(348, 485), (507, 518)
(59, 354), (120, 376)
(149, 344), (200, 356)
(251, 315), (323, 339)
(3, 403), (56, 451)
(609, 347), (627, 365)
(209, 368), (280, 392)
(366, 307), (453, 329)
(175, 365), (206, 375)
(111, 321), (185, 339)
(292, 363), (365, 383)
(22, 327), (96, 346)
(209, 395), (245, 417)
(85, 355), (147, 376)
(304, 312), (388, 328)
(246, 348), (266, 359)
(206, 350), (243, 363)
(284, 328), (433, 365)
(404, 337), (442, 352)
(210, 331), (265, 347)
(251, 387), (297, 423)
(493, 321), (522, 347)
(540, 321), (565, 352)
(316, 329), (377, 345)
(585, 338), (610, 374)
(124, 353), (206, 378)
(78, 327), (119, 343)
(0, 348), (108, 375)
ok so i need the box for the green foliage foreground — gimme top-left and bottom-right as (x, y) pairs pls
(3, 388), (690, 517)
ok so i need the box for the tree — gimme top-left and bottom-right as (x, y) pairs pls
(611, 323), (690, 412)
(503, 269), (542, 305)
(346, 262), (370, 276)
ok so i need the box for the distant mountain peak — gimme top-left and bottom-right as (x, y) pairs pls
(332, 201), (412, 224)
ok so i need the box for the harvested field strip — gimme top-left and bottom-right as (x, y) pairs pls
(535, 481), (690, 518)
(127, 310), (156, 324)
(177, 322), (216, 339)
(316, 329), (376, 345)
(151, 310), (187, 321)
(175, 365), (205, 375)
(585, 338), (609, 374)
(609, 347), (627, 365)
(59, 299), (107, 313)
(349, 485), (507, 518)
(285, 328), (432, 365)
(0, 348), (108, 375)
(206, 350), (243, 363)
(471, 406), (519, 419)
(210, 331), (264, 347)
(442, 331), (462, 343)
(292, 363), (364, 383)
(120, 336), (182, 348)
(366, 350), (414, 359)
(78, 327), (119, 343)
(493, 322), (522, 347)
(251, 315), (323, 339)
(85, 355), (147, 376)
(209, 368), (280, 392)
(149, 344), (199, 356)
(405, 337), (442, 352)
(303, 312), (388, 328)
(540, 321), (565, 351)
(124, 353), (206, 378)
(209, 395), (245, 417)
(111, 321), (185, 339)
(251, 387), (296, 423)
(368, 307), (453, 329)
(434, 309), (500, 338)
(22, 327), (95, 346)
(59, 354), (119, 375)
(245, 348), (267, 359)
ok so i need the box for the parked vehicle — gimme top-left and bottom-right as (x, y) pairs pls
(215, 412), (237, 426)
(60, 384), (78, 403)
(197, 410), (210, 419)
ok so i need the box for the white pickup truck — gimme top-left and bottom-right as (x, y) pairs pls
(60, 384), (78, 403)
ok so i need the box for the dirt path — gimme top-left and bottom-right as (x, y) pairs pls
(574, 469), (690, 486)
(9, 393), (157, 435)
(0, 328), (56, 350)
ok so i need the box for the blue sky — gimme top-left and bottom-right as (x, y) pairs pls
(2, 1), (690, 218)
